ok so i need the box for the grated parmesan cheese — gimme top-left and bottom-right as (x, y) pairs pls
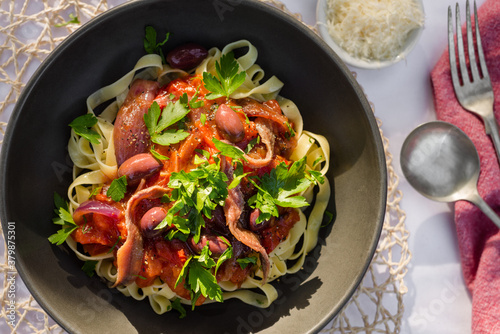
(325, 0), (424, 61)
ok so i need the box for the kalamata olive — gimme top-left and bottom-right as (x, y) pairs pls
(189, 234), (229, 257)
(166, 43), (208, 70)
(215, 104), (245, 143)
(140, 207), (167, 237)
(117, 153), (161, 184)
(248, 208), (271, 231)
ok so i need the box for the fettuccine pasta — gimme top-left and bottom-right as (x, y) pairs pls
(58, 39), (331, 315)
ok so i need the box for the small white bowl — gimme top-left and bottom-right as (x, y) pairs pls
(316, 0), (425, 69)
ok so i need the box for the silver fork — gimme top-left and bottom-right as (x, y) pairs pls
(448, 0), (500, 164)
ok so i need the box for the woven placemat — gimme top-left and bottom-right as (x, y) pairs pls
(0, 0), (410, 333)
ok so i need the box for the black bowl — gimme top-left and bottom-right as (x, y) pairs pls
(0, 1), (386, 333)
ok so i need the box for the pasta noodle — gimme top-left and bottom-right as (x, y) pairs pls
(62, 39), (331, 314)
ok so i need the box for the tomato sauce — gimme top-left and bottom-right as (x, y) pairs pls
(71, 73), (300, 302)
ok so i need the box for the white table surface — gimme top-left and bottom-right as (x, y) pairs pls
(286, 0), (481, 333)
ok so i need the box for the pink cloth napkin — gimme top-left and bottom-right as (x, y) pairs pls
(431, 0), (500, 332)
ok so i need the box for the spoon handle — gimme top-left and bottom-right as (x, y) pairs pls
(469, 191), (500, 229)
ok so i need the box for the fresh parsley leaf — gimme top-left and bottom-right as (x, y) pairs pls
(245, 136), (260, 153)
(233, 106), (250, 124)
(175, 256), (192, 287)
(88, 186), (102, 199)
(107, 236), (122, 254)
(285, 121), (296, 138)
(248, 191), (277, 224)
(198, 243), (217, 267)
(215, 238), (233, 275)
(82, 260), (98, 277)
(308, 170), (325, 184)
(188, 260), (221, 307)
(154, 129), (191, 146)
(170, 298), (187, 319)
(200, 113), (207, 125)
(69, 114), (101, 145)
(48, 225), (78, 246)
(321, 210), (334, 227)
(237, 256), (258, 269)
(144, 26), (169, 63)
(175, 244), (225, 309)
(193, 154), (207, 165)
(195, 149), (211, 160)
(156, 161), (228, 243)
(107, 176), (127, 202)
(48, 193), (78, 245)
(312, 155), (323, 168)
(228, 161), (249, 190)
(180, 91), (204, 109)
(248, 157), (322, 224)
(144, 100), (162, 134)
(150, 145), (169, 161)
(159, 100), (191, 130)
(53, 192), (68, 215)
(203, 52), (246, 100)
(166, 229), (189, 242)
(144, 101), (191, 147)
(212, 138), (247, 162)
(55, 13), (80, 27)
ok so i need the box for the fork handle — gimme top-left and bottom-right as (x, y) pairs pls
(483, 113), (500, 166)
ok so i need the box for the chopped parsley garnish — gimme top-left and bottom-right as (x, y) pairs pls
(144, 101), (190, 147)
(156, 159), (228, 243)
(170, 298), (187, 319)
(245, 136), (260, 153)
(82, 260), (98, 277)
(107, 176), (127, 202)
(200, 113), (207, 125)
(233, 106), (250, 124)
(180, 90), (204, 109)
(202, 52), (246, 100)
(237, 256), (258, 269)
(107, 236), (122, 254)
(48, 192), (78, 245)
(150, 145), (169, 161)
(69, 113), (101, 145)
(81, 217), (91, 234)
(175, 244), (227, 309)
(313, 155), (324, 168)
(285, 121), (296, 138)
(248, 156), (324, 224)
(88, 186), (102, 199)
(322, 211), (335, 227)
(143, 26), (170, 63)
(227, 161), (249, 190)
(215, 237), (233, 275)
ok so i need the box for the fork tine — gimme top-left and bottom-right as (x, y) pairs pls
(474, 0), (490, 80)
(455, 3), (470, 86)
(448, 6), (461, 89)
(465, 0), (480, 82)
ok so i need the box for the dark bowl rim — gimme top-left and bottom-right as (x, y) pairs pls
(0, 0), (387, 333)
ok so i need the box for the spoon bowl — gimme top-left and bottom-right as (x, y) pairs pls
(401, 121), (500, 228)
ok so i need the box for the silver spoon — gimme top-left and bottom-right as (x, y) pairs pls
(400, 121), (500, 228)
